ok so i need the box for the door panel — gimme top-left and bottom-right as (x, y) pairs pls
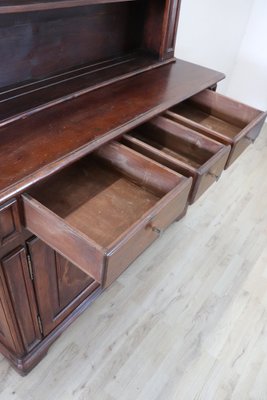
(0, 286), (19, 354)
(27, 237), (99, 336)
(1, 246), (41, 352)
(0, 199), (21, 247)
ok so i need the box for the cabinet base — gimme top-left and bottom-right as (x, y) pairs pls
(0, 285), (103, 375)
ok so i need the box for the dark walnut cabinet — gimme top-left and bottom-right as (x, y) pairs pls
(0, 0), (266, 375)
(27, 237), (100, 337)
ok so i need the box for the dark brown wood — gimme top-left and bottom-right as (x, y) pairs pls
(0, 53), (173, 125)
(209, 84), (217, 92)
(0, 0), (194, 372)
(23, 193), (105, 283)
(0, 199), (21, 247)
(0, 3), (145, 89)
(0, 0), (138, 14)
(167, 89), (267, 168)
(2, 0), (264, 377)
(1, 246), (42, 351)
(95, 141), (186, 196)
(0, 279), (103, 375)
(122, 116), (231, 203)
(0, 217), (35, 261)
(161, 0), (182, 59)
(0, 0), (181, 116)
(22, 142), (192, 286)
(0, 60), (224, 204)
(143, 0), (181, 60)
(95, 142), (192, 286)
(0, 266), (24, 355)
(104, 173), (192, 287)
(27, 237), (100, 336)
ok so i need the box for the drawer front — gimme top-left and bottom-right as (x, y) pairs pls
(23, 177), (191, 289)
(0, 199), (21, 247)
(192, 149), (230, 202)
(227, 137), (251, 168)
(227, 117), (266, 168)
(244, 116), (266, 142)
(22, 194), (105, 283)
(104, 178), (191, 287)
(22, 142), (191, 288)
(122, 116), (231, 204)
(123, 136), (229, 204)
(166, 89), (267, 168)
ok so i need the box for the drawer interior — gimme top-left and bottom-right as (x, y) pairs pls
(27, 142), (184, 249)
(169, 102), (241, 138)
(123, 117), (225, 169)
(167, 89), (265, 140)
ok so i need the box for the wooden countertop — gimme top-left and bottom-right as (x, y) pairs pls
(0, 59), (224, 203)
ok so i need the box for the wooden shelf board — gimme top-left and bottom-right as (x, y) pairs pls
(0, 59), (225, 203)
(0, 0), (136, 14)
(0, 52), (171, 127)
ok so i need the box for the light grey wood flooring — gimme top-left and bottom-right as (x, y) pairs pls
(0, 125), (266, 400)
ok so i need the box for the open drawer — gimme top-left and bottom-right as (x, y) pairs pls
(22, 142), (192, 288)
(165, 89), (267, 168)
(122, 116), (231, 204)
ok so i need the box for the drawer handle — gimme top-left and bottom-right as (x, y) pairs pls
(207, 171), (220, 181)
(151, 226), (162, 236)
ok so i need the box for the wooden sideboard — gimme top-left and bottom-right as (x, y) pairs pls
(0, 0), (266, 375)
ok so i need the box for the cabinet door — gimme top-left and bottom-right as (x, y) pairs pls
(27, 238), (99, 336)
(0, 274), (22, 355)
(0, 246), (41, 355)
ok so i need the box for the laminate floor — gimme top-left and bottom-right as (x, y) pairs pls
(0, 125), (266, 400)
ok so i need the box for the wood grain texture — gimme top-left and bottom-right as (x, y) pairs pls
(0, 124), (266, 399)
(0, 0), (227, 377)
(23, 193), (105, 283)
(0, 0), (138, 14)
(0, 273), (23, 356)
(27, 237), (99, 336)
(0, 53), (173, 125)
(0, 60), (224, 204)
(0, 3), (144, 89)
(143, 0), (181, 60)
(23, 142), (191, 287)
(168, 89), (267, 168)
(122, 116), (231, 203)
(0, 199), (21, 247)
(1, 247), (41, 352)
(0, 0), (181, 123)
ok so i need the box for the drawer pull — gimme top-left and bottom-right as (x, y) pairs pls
(207, 171), (220, 181)
(151, 226), (162, 236)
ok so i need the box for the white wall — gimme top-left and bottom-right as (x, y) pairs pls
(175, 0), (267, 110)
(225, 0), (267, 110)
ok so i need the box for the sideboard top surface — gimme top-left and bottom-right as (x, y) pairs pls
(0, 59), (224, 203)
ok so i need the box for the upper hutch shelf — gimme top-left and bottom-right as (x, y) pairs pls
(0, 51), (171, 127)
(0, 0), (136, 14)
(0, 0), (181, 123)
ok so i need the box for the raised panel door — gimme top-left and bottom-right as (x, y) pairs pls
(27, 237), (99, 336)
